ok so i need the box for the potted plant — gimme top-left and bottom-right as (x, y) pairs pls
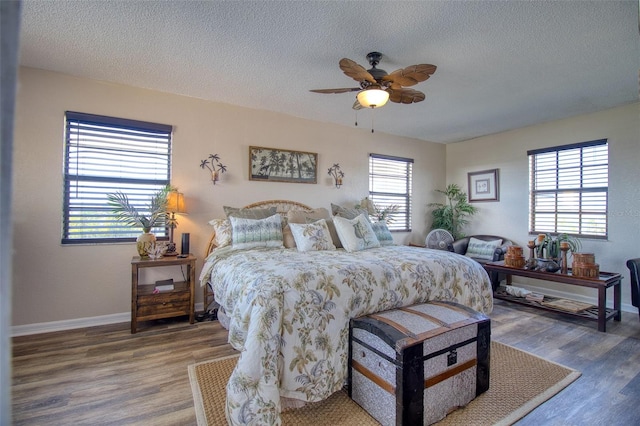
(535, 233), (582, 259)
(107, 184), (173, 257)
(428, 184), (478, 240)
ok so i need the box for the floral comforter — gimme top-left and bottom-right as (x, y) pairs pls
(199, 245), (493, 425)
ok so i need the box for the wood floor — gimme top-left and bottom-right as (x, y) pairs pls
(11, 300), (640, 425)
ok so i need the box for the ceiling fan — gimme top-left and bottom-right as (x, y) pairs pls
(310, 52), (437, 110)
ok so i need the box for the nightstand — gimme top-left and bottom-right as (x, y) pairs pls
(130, 254), (196, 333)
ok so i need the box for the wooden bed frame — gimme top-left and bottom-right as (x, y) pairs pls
(203, 199), (314, 312)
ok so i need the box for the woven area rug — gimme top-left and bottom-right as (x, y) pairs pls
(188, 341), (580, 425)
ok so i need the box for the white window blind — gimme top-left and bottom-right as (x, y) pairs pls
(369, 154), (413, 232)
(62, 112), (172, 244)
(528, 139), (608, 238)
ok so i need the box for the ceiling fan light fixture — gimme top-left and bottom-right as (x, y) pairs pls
(357, 89), (389, 108)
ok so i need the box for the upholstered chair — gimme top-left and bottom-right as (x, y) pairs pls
(626, 258), (640, 321)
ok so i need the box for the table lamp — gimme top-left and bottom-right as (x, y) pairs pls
(165, 190), (186, 256)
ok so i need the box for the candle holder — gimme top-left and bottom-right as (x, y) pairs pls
(527, 240), (536, 259)
(560, 242), (570, 274)
(200, 154), (227, 185)
(328, 163), (345, 189)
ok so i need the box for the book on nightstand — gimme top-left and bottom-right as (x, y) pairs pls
(154, 278), (174, 292)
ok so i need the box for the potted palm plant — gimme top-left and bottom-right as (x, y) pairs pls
(428, 184), (478, 240)
(107, 184), (173, 257)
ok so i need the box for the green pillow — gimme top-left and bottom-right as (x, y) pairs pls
(371, 221), (394, 246)
(224, 206), (277, 219)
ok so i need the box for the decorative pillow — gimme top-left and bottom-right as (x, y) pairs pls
(229, 214), (283, 250)
(331, 203), (370, 221)
(333, 214), (381, 252)
(371, 221), (394, 246)
(224, 206), (277, 219)
(289, 219), (336, 252)
(287, 208), (342, 248)
(465, 237), (503, 261)
(282, 224), (296, 248)
(208, 218), (232, 248)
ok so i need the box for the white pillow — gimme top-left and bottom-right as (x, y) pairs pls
(289, 219), (336, 252)
(287, 207), (342, 248)
(208, 218), (232, 248)
(371, 221), (394, 246)
(333, 214), (381, 252)
(229, 214), (283, 250)
(465, 237), (502, 261)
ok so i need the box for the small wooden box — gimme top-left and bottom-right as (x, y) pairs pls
(504, 246), (525, 268)
(572, 253), (599, 278)
(349, 301), (490, 426)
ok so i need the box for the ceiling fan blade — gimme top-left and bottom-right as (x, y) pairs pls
(309, 87), (361, 94)
(388, 88), (426, 104)
(382, 64), (437, 87)
(339, 58), (376, 84)
(352, 99), (364, 110)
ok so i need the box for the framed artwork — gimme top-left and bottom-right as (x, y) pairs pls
(249, 146), (317, 184)
(468, 169), (499, 202)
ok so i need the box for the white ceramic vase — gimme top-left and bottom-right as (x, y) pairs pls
(136, 232), (156, 257)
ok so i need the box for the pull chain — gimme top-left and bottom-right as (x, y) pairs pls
(371, 108), (375, 133)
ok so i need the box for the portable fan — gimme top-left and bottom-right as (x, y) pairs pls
(425, 229), (454, 250)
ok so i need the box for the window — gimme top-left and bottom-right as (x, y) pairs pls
(528, 139), (608, 239)
(62, 112), (172, 244)
(368, 154), (413, 232)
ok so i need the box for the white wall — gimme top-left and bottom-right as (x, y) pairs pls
(12, 67), (446, 328)
(446, 102), (640, 306)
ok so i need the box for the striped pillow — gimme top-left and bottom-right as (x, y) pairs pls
(230, 214), (283, 250)
(465, 237), (502, 261)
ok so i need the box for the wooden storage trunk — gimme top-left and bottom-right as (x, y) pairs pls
(348, 301), (490, 426)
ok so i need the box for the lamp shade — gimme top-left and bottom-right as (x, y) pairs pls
(166, 191), (186, 214)
(357, 89), (390, 108)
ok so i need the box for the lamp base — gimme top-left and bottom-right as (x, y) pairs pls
(164, 242), (178, 256)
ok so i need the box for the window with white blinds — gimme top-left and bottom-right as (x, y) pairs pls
(528, 139), (608, 239)
(62, 112), (172, 244)
(369, 154), (413, 232)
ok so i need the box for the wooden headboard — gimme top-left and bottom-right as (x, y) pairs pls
(205, 199), (313, 256)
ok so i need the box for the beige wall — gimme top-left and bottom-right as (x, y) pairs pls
(13, 66), (638, 329)
(12, 67), (446, 327)
(446, 102), (640, 305)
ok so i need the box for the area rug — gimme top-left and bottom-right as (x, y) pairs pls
(188, 341), (581, 425)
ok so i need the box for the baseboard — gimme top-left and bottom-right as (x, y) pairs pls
(11, 302), (205, 337)
(12, 292), (634, 337)
(506, 279), (636, 314)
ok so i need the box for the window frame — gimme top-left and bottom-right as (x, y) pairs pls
(368, 153), (414, 232)
(62, 111), (173, 245)
(528, 138), (608, 239)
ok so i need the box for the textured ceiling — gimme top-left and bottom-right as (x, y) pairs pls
(18, 1), (639, 143)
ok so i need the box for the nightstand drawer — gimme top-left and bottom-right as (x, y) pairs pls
(137, 301), (190, 317)
(137, 291), (190, 306)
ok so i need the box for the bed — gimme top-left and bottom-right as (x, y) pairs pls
(199, 200), (493, 425)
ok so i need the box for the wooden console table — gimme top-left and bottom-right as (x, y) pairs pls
(484, 261), (621, 332)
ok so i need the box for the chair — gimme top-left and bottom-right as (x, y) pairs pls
(626, 258), (640, 321)
(448, 235), (514, 292)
